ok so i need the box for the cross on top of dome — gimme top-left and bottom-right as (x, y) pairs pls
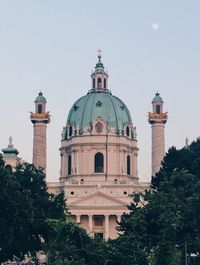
(95, 49), (104, 69)
(90, 50), (109, 93)
(98, 49), (102, 59)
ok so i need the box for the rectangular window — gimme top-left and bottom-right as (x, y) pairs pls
(94, 232), (104, 240)
(94, 216), (103, 226)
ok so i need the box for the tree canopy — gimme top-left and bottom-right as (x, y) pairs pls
(0, 156), (66, 263)
(117, 138), (200, 265)
(1, 138), (200, 265)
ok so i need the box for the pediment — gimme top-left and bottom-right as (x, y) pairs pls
(69, 191), (127, 208)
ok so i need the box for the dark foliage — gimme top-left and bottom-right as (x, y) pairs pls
(117, 139), (200, 265)
(0, 157), (66, 262)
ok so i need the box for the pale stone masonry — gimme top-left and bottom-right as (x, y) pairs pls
(148, 92), (168, 176)
(48, 54), (151, 239)
(2, 55), (168, 240)
(30, 92), (50, 172)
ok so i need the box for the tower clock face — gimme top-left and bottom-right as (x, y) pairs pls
(95, 122), (103, 133)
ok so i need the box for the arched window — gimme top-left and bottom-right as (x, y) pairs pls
(93, 78), (95, 89)
(127, 155), (131, 175)
(95, 152), (104, 173)
(5, 164), (12, 172)
(156, 104), (160, 114)
(38, 104), (43, 114)
(97, 78), (102, 89)
(69, 126), (73, 137)
(68, 155), (72, 175)
(126, 126), (130, 137)
(104, 78), (106, 89)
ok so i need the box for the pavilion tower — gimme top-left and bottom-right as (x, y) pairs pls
(30, 92), (50, 172)
(2, 137), (21, 169)
(148, 92), (168, 176)
(90, 50), (109, 92)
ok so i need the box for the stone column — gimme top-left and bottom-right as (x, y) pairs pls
(117, 215), (121, 223)
(76, 149), (79, 174)
(76, 215), (81, 223)
(123, 150), (126, 174)
(63, 150), (67, 177)
(148, 93), (168, 177)
(151, 123), (165, 176)
(30, 92), (50, 174)
(105, 215), (109, 240)
(32, 123), (47, 171)
(88, 215), (93, 236)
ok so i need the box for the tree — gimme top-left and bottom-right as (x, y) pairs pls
(0, 157), (66, 263)
(117, 139), (200, 265)
(45, 218), (118, 265)
(113, 193), (151, 265)
(152, 138), (200, 189)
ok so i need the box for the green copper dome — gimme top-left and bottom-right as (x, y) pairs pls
(152, 92), (163, 103)
(35, 91), (47, 103)
(2, 137), (19, 158)
(67, 91), (132, 134)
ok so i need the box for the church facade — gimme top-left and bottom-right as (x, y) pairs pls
(2, 54), (168, 240)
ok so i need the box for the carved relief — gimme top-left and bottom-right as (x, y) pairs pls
(90, 117), (108, 135)
(70, 192), (127, 207)
(30, 112), (50, 119)
(148, 112), (168, 120)
(95, 122), (103, 133)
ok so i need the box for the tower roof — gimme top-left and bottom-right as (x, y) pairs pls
(91, 50), (108, 76)
(152, 92), (163, 103)
(2, 137), (19, 158)
(35, 91), (47, 103)
(95, 51), (104, 69)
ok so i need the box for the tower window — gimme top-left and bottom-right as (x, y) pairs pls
(126, 126), (130, 137)
(38, 104), (43, 114)
(5, 164), (12, 172)
(95, 152), (104, 173)
(156, 104), (161, 114)
(104, 78), (106, 89)
(127, 155), (131, 175)
(68, 155), (72, 175)
(97, 78), (102, 89)
(93, 78), (95, 89)
(69, 126), (73, 137)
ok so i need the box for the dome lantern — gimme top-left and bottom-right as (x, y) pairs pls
(90, 50), (109, 93)
(152, 92), (164, 113)
(34, 91), (47, 114)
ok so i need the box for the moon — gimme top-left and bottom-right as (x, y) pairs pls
(152, 22), (159, 31)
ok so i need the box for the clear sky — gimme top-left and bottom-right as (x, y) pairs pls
(0, 0), (200, 182)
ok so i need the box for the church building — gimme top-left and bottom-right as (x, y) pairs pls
(2, 53), (168, 240)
